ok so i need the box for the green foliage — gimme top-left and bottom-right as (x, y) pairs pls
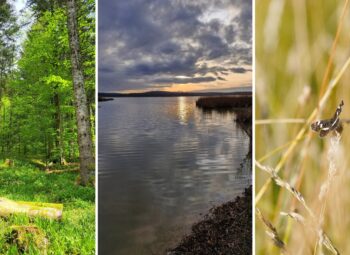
(0, 160), (95, 254)
(0, 2), (95, 162)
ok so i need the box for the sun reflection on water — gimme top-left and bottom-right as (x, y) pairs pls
(178, 97), (188, 125)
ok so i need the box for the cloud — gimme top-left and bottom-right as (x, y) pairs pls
(217, 76), (226, 81)
(231, 67), (252, 73)
(99, 0), (252, 91)
(153, 76), (217, 84)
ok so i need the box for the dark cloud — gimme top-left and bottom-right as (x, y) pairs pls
(99, 0), (252, 91)
(125, 54), (199, 76)
(154, 76), (217, 84)
(224, 25), (236, 44)
(235, 0), (252, 44)
(197, 34), (230, 59)
(217, 76), (226, 81)
(231, 67), (252, 73)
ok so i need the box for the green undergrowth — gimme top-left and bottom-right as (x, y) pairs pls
(0, 160), (95, 254)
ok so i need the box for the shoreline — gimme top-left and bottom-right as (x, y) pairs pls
(168, 186), (252, 255)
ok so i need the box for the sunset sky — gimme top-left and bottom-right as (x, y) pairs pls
(99, 0), (252, 93)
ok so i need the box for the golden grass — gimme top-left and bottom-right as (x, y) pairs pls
(256, 0), (350, 253)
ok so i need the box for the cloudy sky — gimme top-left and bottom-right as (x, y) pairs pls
(99, 0), (252, 93)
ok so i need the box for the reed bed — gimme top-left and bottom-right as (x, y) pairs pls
(255, 0), (350, 254)
(196, 95), (252, 110)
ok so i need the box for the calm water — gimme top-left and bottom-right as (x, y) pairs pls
(98, 97), (251, 254)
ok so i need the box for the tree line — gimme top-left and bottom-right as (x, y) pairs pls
(0, 0), (95, 185)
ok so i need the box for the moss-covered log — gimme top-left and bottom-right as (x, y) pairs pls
(0, 197), (63, 220)
(45, 168), (79, 174)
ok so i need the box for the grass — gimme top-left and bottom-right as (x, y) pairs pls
(256, 0), (350, 254)
(0, 160), (95, 254)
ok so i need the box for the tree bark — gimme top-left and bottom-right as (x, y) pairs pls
(66, 0), (94, 185)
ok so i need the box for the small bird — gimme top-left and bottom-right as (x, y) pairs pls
(311, 100), (344, 138)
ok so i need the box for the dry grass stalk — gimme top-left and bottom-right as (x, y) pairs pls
(256, 161), (340, 254)
(280, 211), (340, 255)
(256, 208), (288, 254)
(280, 211), (305, 224)
(318, 134), (341, 201)
(255, 161), (314, 218)
(318, 0), (350, 99)
(256, 119), (306, 125)
(258, 135), (308, 163)
(314, 133), (342, 254)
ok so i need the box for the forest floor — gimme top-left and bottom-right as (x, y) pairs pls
(168, 186), (252, 255)
(0, 160), (95, 254)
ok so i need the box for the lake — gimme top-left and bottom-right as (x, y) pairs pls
(98, 97), (251, 254)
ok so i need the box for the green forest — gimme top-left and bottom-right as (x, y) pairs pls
(0, 0), (95, 253)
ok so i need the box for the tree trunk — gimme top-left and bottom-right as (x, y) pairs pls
(53, 91), (65, 164)
(66, 0), (94, 186)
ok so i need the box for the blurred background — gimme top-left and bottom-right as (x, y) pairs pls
(255, 0), (350, 254)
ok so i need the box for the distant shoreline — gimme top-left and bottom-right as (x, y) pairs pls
(98, 89), (252, 98)
(98, 96), (114, 102)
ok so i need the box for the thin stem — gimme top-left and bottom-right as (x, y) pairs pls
(256, 119), (306, 125)
(258, 139), (301, 163)
(318, 0), (349, 100)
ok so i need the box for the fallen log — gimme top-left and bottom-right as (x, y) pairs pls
(30, 159), (47, 170)
(0, 197), (63, 220)
(45, 168), (79, 174)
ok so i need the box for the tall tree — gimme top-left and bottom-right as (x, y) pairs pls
(66, 0), (94, 185)
(0, 1), (18, 157)
(0, 1), (18, 97)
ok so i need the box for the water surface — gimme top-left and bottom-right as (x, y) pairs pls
(99, 97), (251, 254)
